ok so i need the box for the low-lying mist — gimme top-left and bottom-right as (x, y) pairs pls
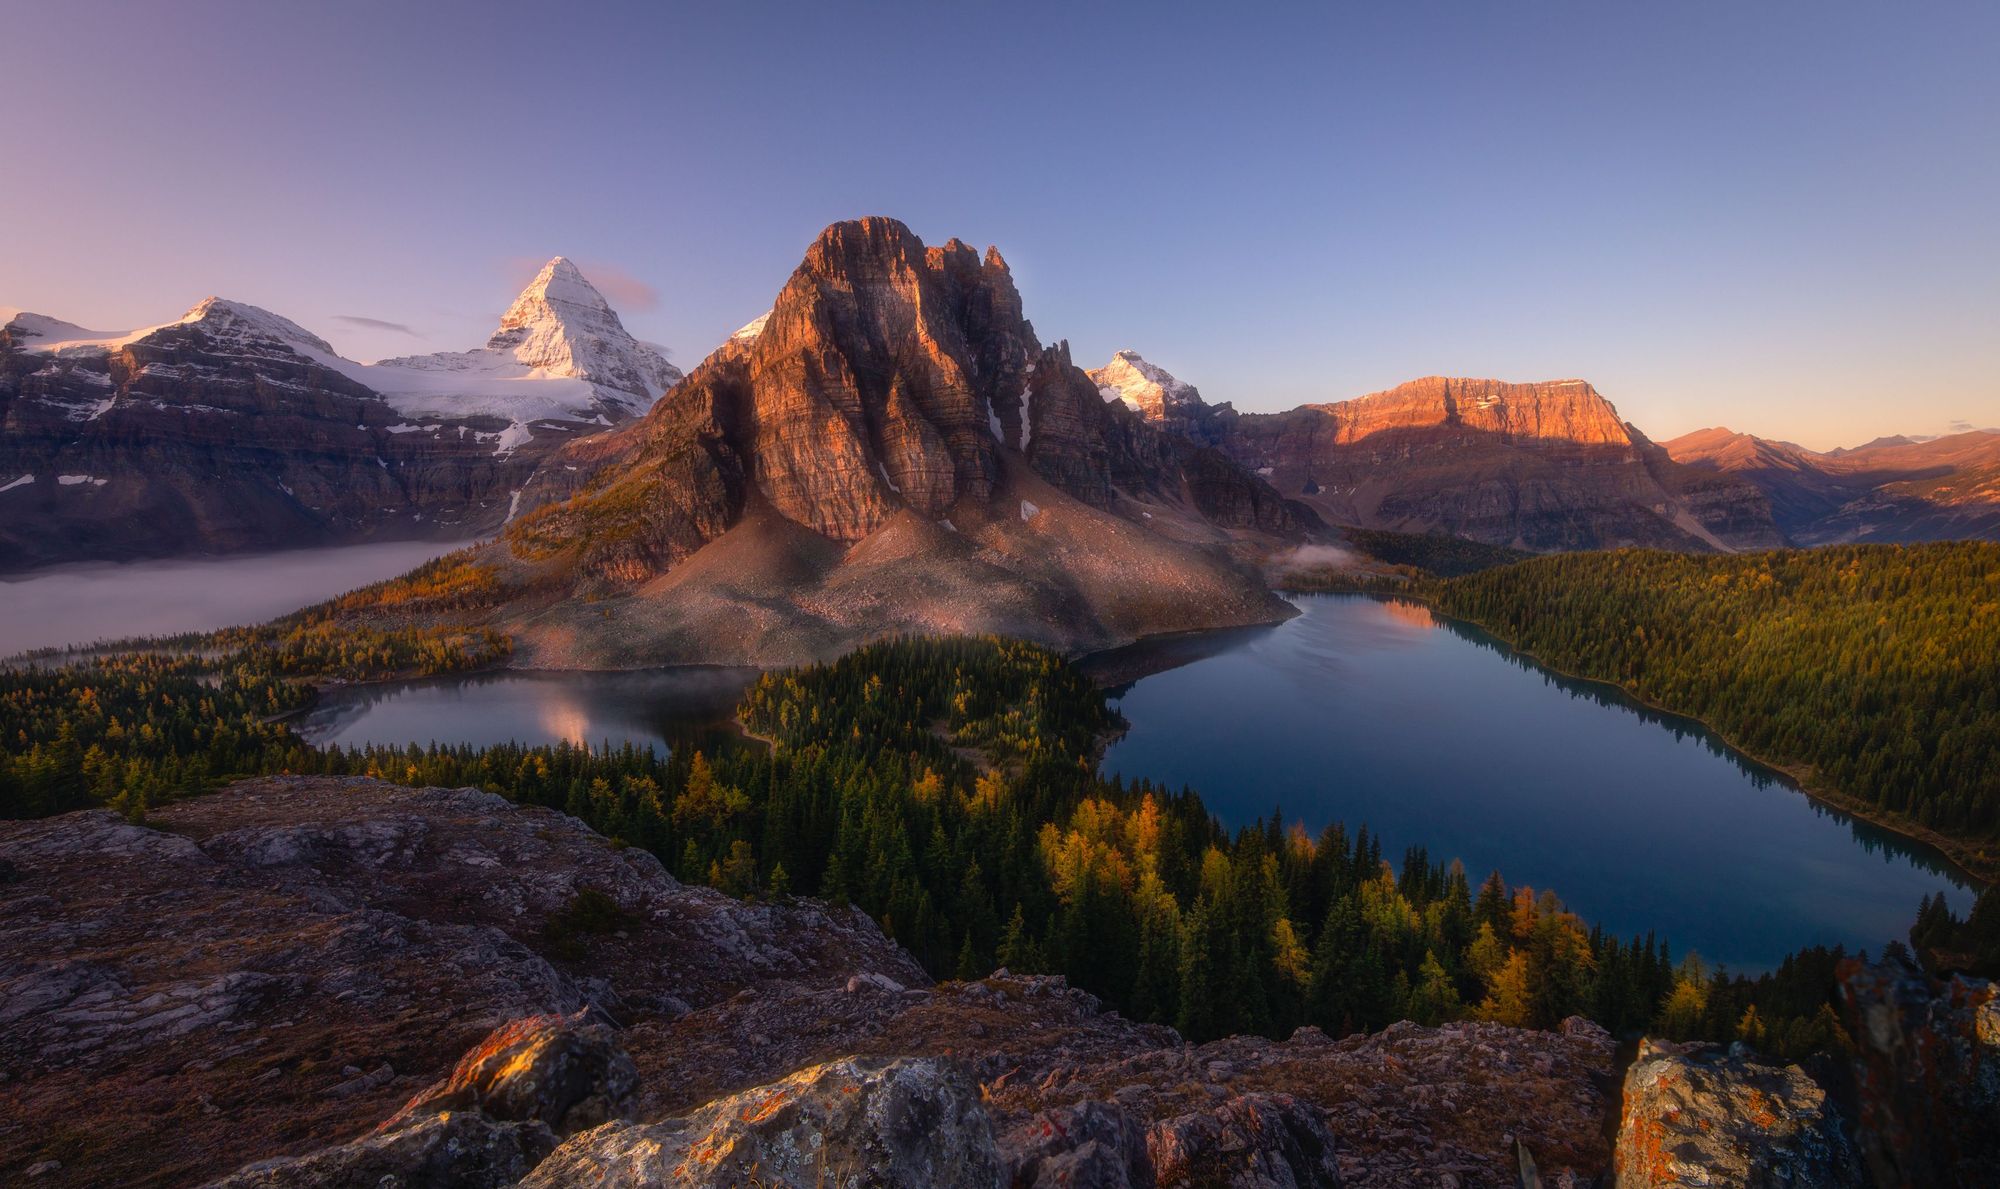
(0, 538), (476, 657)
(1277, 543), (1363, 570)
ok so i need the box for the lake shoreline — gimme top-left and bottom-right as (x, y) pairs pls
(1393, 592), (1997, 887)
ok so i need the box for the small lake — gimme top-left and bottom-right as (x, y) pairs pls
(288, 593), (1975, 972)
(1094, 595), (1976, 972)
(299, 666), (760, 756)
(0, 539), (475, 657)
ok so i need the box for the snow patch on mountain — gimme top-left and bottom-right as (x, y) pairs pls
(730, 310), (772, 343)
(5, 258), (681, 456)
(1088, 350), (1205, 420)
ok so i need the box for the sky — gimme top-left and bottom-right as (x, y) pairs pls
(4, 0), (1995, 451)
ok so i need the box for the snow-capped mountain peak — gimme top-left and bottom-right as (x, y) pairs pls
(474, 256), (680, 400)
(1088, 349), (1205, 419)
(177, 297), (337, 356)
(3, 297), (333, 358)
(496, 257), (614, 334)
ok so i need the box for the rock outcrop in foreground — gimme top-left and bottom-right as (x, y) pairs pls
(1612, 960), (2000, 1189)
(1615, 1040), (1863, 1187)
(1835, 954), (2000, 1185)
(12, 777), (1992, 1186)
(0, 778), (1614, 1187)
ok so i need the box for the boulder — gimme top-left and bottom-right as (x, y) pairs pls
(1836, 954), (2000, 1185)
(389, 1010), (637, 1136)
(1145, 1094), (1343, 1188)
(204, 1111), (554, 1189)
(1001, 1100), (1155, 1188)
(522, 1055), (1001, 1188)
(1614, 1039), (1862, 1188)
(205, 1013), (637, 1188)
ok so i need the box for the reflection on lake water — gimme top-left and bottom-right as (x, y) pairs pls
(288, 593), (1974, 973)
(298, 666), (761, 757)
(1093, 594), (1975, 972)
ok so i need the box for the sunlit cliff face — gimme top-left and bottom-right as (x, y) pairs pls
(1315, 378), (1638, 450)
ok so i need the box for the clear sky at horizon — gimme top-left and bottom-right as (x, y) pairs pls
(4, 0), (1994, 450)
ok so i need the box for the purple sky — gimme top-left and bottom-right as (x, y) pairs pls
(5, 1), (1995, 449)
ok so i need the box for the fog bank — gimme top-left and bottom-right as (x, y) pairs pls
(0, 539), (476, 657)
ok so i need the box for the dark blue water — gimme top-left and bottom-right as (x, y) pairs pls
(1094, 595), (1975, 972)
(299, 595), (1976, 972)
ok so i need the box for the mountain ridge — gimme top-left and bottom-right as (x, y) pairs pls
(352, 218), (1319, 667)
(1088, 357), (1783, 552)
(1666, 425), (2000, 544)
(0, 260), (678, 570)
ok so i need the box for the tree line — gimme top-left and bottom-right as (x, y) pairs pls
(9, 631), (1965, 1058)
(1429, 543), (2000, 853)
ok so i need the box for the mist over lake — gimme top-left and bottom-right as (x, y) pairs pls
(0, 539), (475, 656)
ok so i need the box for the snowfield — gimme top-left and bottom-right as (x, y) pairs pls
(4, 257), (682, 455)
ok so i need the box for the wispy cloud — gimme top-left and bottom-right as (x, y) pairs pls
(581, 262), (661, 312)
(333, 314), (421, 336)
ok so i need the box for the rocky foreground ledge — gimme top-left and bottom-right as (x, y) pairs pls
(1, 777), (1993, 1187)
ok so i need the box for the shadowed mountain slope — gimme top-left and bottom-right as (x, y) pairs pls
(1667, 427), (2000, 544)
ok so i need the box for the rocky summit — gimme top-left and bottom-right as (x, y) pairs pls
(421, 218), (1317, 667)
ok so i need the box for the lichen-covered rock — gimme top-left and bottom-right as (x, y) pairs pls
(522, 1056), (1002, 1188)
(1002, 1100), (1155, 1188)
(1146, 1093), (1342, 1188)
(1614, 1039), (1862, 1188)
(205, 1012), (639, 1188)
(0, 777), (921, 1187)
(204, 1108), (554, 1189)
(1836, 954), (2000, 1186)
(390, 1011), (637, 1136)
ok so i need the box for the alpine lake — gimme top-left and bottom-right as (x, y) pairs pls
(283, 594), (1978, 972)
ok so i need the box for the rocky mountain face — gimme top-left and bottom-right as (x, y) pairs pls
(1092, 360), (1785, 553)
(7, 778), (1989, 1187)
(0, 261), (676, 572)
(1667, 427), (2000, 545)
(471, 219), (1317, 666)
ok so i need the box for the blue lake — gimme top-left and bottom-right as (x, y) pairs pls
(298, 593), (1977, 972)
(1094, 594), (1975, 972)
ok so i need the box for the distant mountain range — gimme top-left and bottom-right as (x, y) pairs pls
(0, 259), (678, 569)
(1663, 426), (2000, 544)
(6, 219), (1997, 616)
(1091, 357), (1782, 553)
